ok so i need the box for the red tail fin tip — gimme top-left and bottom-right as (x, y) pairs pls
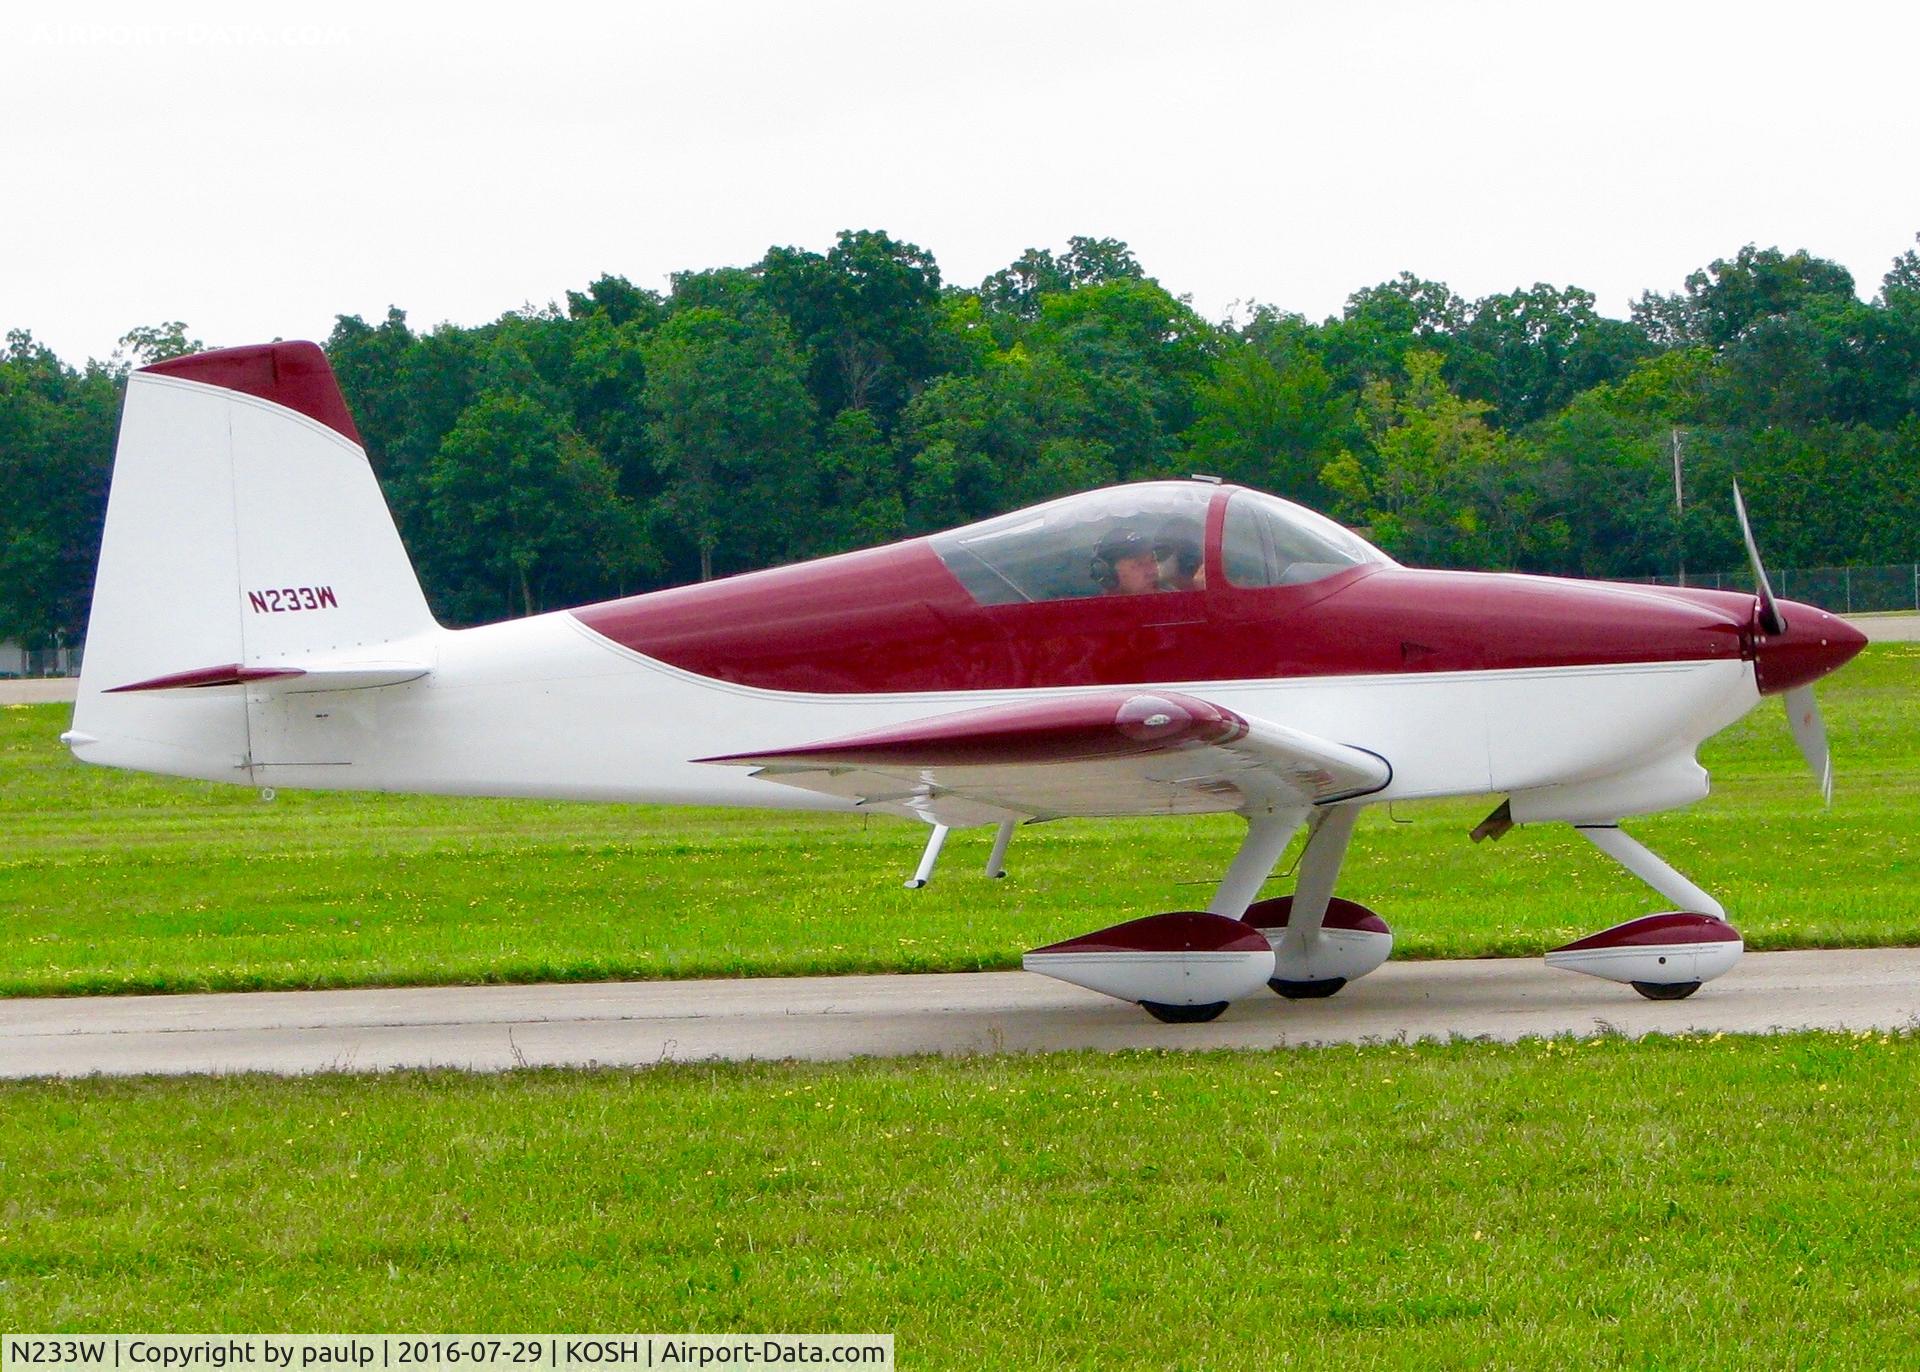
(140, 341), (361, 445)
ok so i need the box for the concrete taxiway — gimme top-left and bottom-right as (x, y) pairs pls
(3, 948), (1917, 1078)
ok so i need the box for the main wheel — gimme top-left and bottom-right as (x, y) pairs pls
(1631, 980), (1702, 1001)
(1269, 977), (1348, 1000)
(1140, 1000), (1229, 1024)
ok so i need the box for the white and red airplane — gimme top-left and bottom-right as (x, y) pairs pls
(66, 342), (1865, 1021)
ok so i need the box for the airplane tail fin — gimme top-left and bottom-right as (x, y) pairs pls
(68, 342), (437, 782)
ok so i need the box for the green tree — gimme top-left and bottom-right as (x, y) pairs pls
(1027, 278), (1218, 470)
(641, 308), (817, 580)
(1321, 350), (1558, 568)
(113, 321), (204, 368)
(563, 310), (656, 500)
(427, 390), (641, 622)
(1632, 244), (1857, 350)
(666, 266), (765, 319)
(1730, 423), (1918, 566)
(327, 307), (417, 477)
(1183, 325), (1353, 500)
(1317, 274), (1467, 393)
(979, 235), (1145, 319)
(0, 332), (122, 650)
(1451, 284), (1653, 428)
(900, 347), (1118, 530)
(1714, 295), (1874, 428)
(1865, 235), (1920, 423)
(565, 274), (666, 330)
(1531, 389), (1682, 578)
(803, 408), (906, 555)
(760, 229), (944, 424)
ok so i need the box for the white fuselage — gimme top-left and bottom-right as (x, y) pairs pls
(216, 609), (1761, 822)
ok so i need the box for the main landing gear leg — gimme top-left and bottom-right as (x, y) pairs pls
(985, 820), (1016, 880)
(1545, 825), (1744, 999)
(1263, 806), (1363, 998)
(1204, 809), (1307, 919)
(904, 822), (951, 889)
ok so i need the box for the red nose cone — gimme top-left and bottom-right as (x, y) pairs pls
(1753, 601), (1868, 694)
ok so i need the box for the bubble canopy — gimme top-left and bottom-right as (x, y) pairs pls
(927, 481), (1391, 605)
(1220, 487), (1394, 589)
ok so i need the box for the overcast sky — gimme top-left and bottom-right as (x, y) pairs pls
(6, 0), (1917, 364)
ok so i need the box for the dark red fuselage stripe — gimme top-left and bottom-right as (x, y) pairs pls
(571, 540), (1766, 694)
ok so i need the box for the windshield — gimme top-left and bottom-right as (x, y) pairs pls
(929, 483), (1215, 604)
(1220, 490), (1390, 588)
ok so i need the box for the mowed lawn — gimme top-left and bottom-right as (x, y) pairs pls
(0, 645), (1914, 996)
(4, 1034), (1920, 1363)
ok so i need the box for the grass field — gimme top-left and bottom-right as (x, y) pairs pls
(3, 1033), (1919, 1364)
(4, 656), (1916, 1363)
(1, 645), (1914, 997)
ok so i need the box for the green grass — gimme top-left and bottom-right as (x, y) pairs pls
(4, 1034), (1920, 1363)
(1, 646), (1914, 997)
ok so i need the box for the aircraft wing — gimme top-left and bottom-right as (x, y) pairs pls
(697, 690), (1390, 827)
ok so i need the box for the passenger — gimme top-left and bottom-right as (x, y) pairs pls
(1156, 528), (1205, 591)
(1091, 527), (1164, 595)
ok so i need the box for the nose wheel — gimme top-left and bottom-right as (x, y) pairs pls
(1631, 979), (1703, 1000)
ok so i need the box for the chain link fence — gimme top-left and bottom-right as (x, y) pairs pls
(1626, 564), (1920, 614)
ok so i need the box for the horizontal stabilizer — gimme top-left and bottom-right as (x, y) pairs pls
(106, 659), (429, 694)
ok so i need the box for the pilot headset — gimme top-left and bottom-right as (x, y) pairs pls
(1090, 527), (1153, 590)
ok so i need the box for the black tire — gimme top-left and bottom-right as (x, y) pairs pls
(1269, 977), (1348, 1000)
(1140, 1000), (1229, 1024)
(1631, 980), (1703, 1001)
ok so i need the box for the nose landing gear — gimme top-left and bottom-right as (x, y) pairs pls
(1547, 827), (1745, 997)
(1546, 910), (1744, 996)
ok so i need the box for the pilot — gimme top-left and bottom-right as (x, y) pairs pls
(1155, 527), (1205, 592)
(1091, 527), (1164, 596)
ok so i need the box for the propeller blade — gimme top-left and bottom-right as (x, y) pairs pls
(1785, 685), (1833, 805)
(1732, 480), (1787, 635)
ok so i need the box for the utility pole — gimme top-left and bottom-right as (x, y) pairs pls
(1670, 427), (1686, 587)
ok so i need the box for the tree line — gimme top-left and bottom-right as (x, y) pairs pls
(3, 231), (1918, 647)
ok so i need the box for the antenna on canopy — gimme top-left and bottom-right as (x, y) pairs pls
(1190, 473), (1223, 484)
